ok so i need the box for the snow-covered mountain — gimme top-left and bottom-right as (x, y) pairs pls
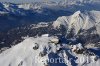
(0, 35), (100, 66)
(53, 10), (100, 35)
(53, 10), (100, 45)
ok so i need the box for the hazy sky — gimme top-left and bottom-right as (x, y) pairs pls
(0, 0), (61, 3)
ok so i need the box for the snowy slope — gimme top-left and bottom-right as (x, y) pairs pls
(53, 10), (100, 35)
(0, 35), (100, 66)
